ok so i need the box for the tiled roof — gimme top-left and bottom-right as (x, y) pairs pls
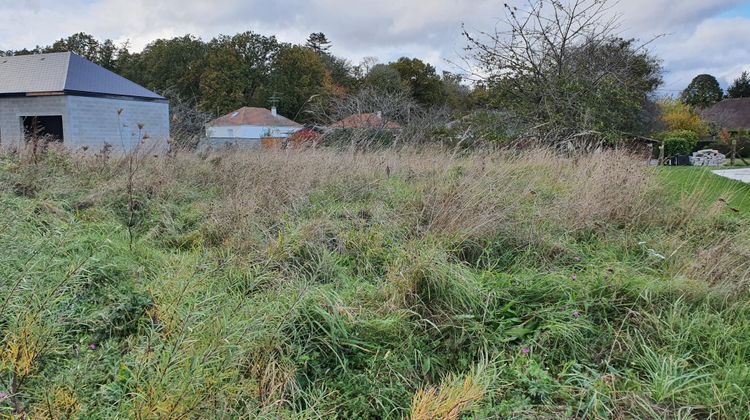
(0, 52), (164, 100)
(207, 107), (302, 127)
(331, 113), (402, 129)
(701, 98), (750, 131)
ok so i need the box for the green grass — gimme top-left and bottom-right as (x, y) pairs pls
(1, 148), (749, 418)
(655, 166), (750, 214)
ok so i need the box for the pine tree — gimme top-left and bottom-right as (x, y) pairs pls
(727, 71), (750, 98)
(305, 33), (332, 54)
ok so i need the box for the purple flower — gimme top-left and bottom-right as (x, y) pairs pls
(574, 257), (582, 262)
(522, 347), (530, 355)
(89, 344), (98, 350)
(572, 310), (581, 319)
(0, 391), (8, 400)
(571, 274), (577, 281)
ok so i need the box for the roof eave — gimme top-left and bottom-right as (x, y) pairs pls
(0, 90), (167, 102)
(63, 89), (168, 102)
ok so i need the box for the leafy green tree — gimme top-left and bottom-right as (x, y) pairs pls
(465, 0), (662, 140)
(389, 57), (447, 107)
(95, 39), (120, 71)
(303, 33), (357, 93)
(264, 45), (327, 122)
(320, 53), (357, 92)
(43, 33), (122, 70)
(199, 48), (247, 115)
(442, 72), (471, 111)
(0, 47), (42, 56)
(199, 31), (280, 114)
(111, 41), (138, 76)
(129, 35), (208, 103)
(46, 33), (101, 59)
(681, 74), (723, 108)
(573, 38), (662, 135)
(364, 64), (404, 94)
(467, 82), (493, 109)
(727, 71), (750, 98)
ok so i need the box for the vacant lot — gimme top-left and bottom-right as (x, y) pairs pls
(1, 147), (749, 418)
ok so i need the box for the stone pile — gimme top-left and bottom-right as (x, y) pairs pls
(689, 149), (727, 167)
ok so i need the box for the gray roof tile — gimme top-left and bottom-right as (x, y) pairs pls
(0, 52), (164, 100)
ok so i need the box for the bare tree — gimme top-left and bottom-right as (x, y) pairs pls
(316, 87), (416, 125)
(312, 88), (451, 150)
(161, 87), (214, 150)
(464, 0), (662, 148)
(352, 56), (380, 79)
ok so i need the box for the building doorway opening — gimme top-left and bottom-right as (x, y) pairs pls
(22, 115), (64, 143)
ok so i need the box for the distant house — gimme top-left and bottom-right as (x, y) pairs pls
(205, 106), (302, 148)
(331, 112), (402, 130)
(701, 98), (750, 133)
(0, 52), (169, 152)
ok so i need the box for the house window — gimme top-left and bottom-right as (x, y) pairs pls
(21, 115), (64, 142)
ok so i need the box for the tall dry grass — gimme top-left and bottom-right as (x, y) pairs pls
(4, 145), (697, 293)
(128, 147), (743, 295)
(0, 142), (742, 280)
(147, 148), (665, 235)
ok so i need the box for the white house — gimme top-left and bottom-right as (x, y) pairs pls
(0, 52), (169, 153)
(205, 106), (302, 148)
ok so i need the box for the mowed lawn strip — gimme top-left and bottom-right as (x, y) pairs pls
(656, 166), (750, 214)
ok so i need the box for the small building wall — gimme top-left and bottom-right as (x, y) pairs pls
(0, 96), (68, 149)
(0, 95), (169, 153)
(201, 137), (262, 150)
(65, 96), (169, 153)
(207, 124), (301, 140)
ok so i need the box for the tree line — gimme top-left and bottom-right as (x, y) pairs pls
(1, 32), (475, 122)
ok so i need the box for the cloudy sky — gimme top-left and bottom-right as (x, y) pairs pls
(1, 0), (749, 93)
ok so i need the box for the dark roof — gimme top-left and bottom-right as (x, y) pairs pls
(701, 98), (750, 131)
(0, 52), (164, 100)
(331, 113), (402, 129)
(207, 107), (302, 127)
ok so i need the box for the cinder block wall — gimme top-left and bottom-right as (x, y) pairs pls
(65, 96), (170, 153)
(0, 95), (169, 153)
(0, 96), (68, 148)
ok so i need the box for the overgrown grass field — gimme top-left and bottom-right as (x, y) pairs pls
(1, 146), (749, 418)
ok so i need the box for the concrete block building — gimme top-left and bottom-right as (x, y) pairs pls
(0, 52), (169, 153)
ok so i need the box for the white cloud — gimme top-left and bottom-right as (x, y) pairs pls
(1, 0), (748, 90)
(650, 16), (750, 91)
(615, 0), (745, 33)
